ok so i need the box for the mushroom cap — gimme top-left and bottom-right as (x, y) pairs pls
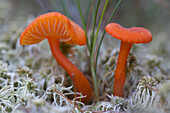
(20, 12), (86, 46)
(105, 23), (152, 44)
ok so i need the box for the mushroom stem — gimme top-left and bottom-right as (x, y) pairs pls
(47, 37), (93, 102)
(113, 41), (132, 97)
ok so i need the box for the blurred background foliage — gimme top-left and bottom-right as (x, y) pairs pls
(0, 0), (170, 71)
(1, 0), (170, 29)
(1, 0), (169, 28)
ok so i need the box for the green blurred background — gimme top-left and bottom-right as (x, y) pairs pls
(0, 0), (170, 70)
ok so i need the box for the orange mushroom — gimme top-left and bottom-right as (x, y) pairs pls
(20, 12), (93, 102)
(105, 23), (152, 97)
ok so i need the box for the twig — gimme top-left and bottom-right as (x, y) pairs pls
(54, 90), (84, 113)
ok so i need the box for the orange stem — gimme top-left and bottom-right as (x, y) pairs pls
(47, 37), (93, 102)
(113, 41), (133, 97)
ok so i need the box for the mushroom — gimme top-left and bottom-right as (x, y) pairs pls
(105, 23), (152, 97)
(20, 12), (93, 102)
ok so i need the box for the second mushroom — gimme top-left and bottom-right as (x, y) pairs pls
(105, 23), (152, 97)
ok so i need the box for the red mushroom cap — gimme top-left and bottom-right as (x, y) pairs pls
(20, 12), (86, 46)
(105, 23), (152, 44)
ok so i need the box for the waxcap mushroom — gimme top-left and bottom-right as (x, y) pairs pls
(20, 12), (86, 46)
(20, 12), (93, 102)
(105, 23), (152, 44)
(105, 23), (152, 97)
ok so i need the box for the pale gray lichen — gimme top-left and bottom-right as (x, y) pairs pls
(0, 63), (11, 89)
(15, 98), (75, 113)
(84, 95), (127, 113)
(0, 63), (83, 113)
(100, 95), (127, 112)
(0, 85), (17, 113)
(129, 76), (160, 112)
